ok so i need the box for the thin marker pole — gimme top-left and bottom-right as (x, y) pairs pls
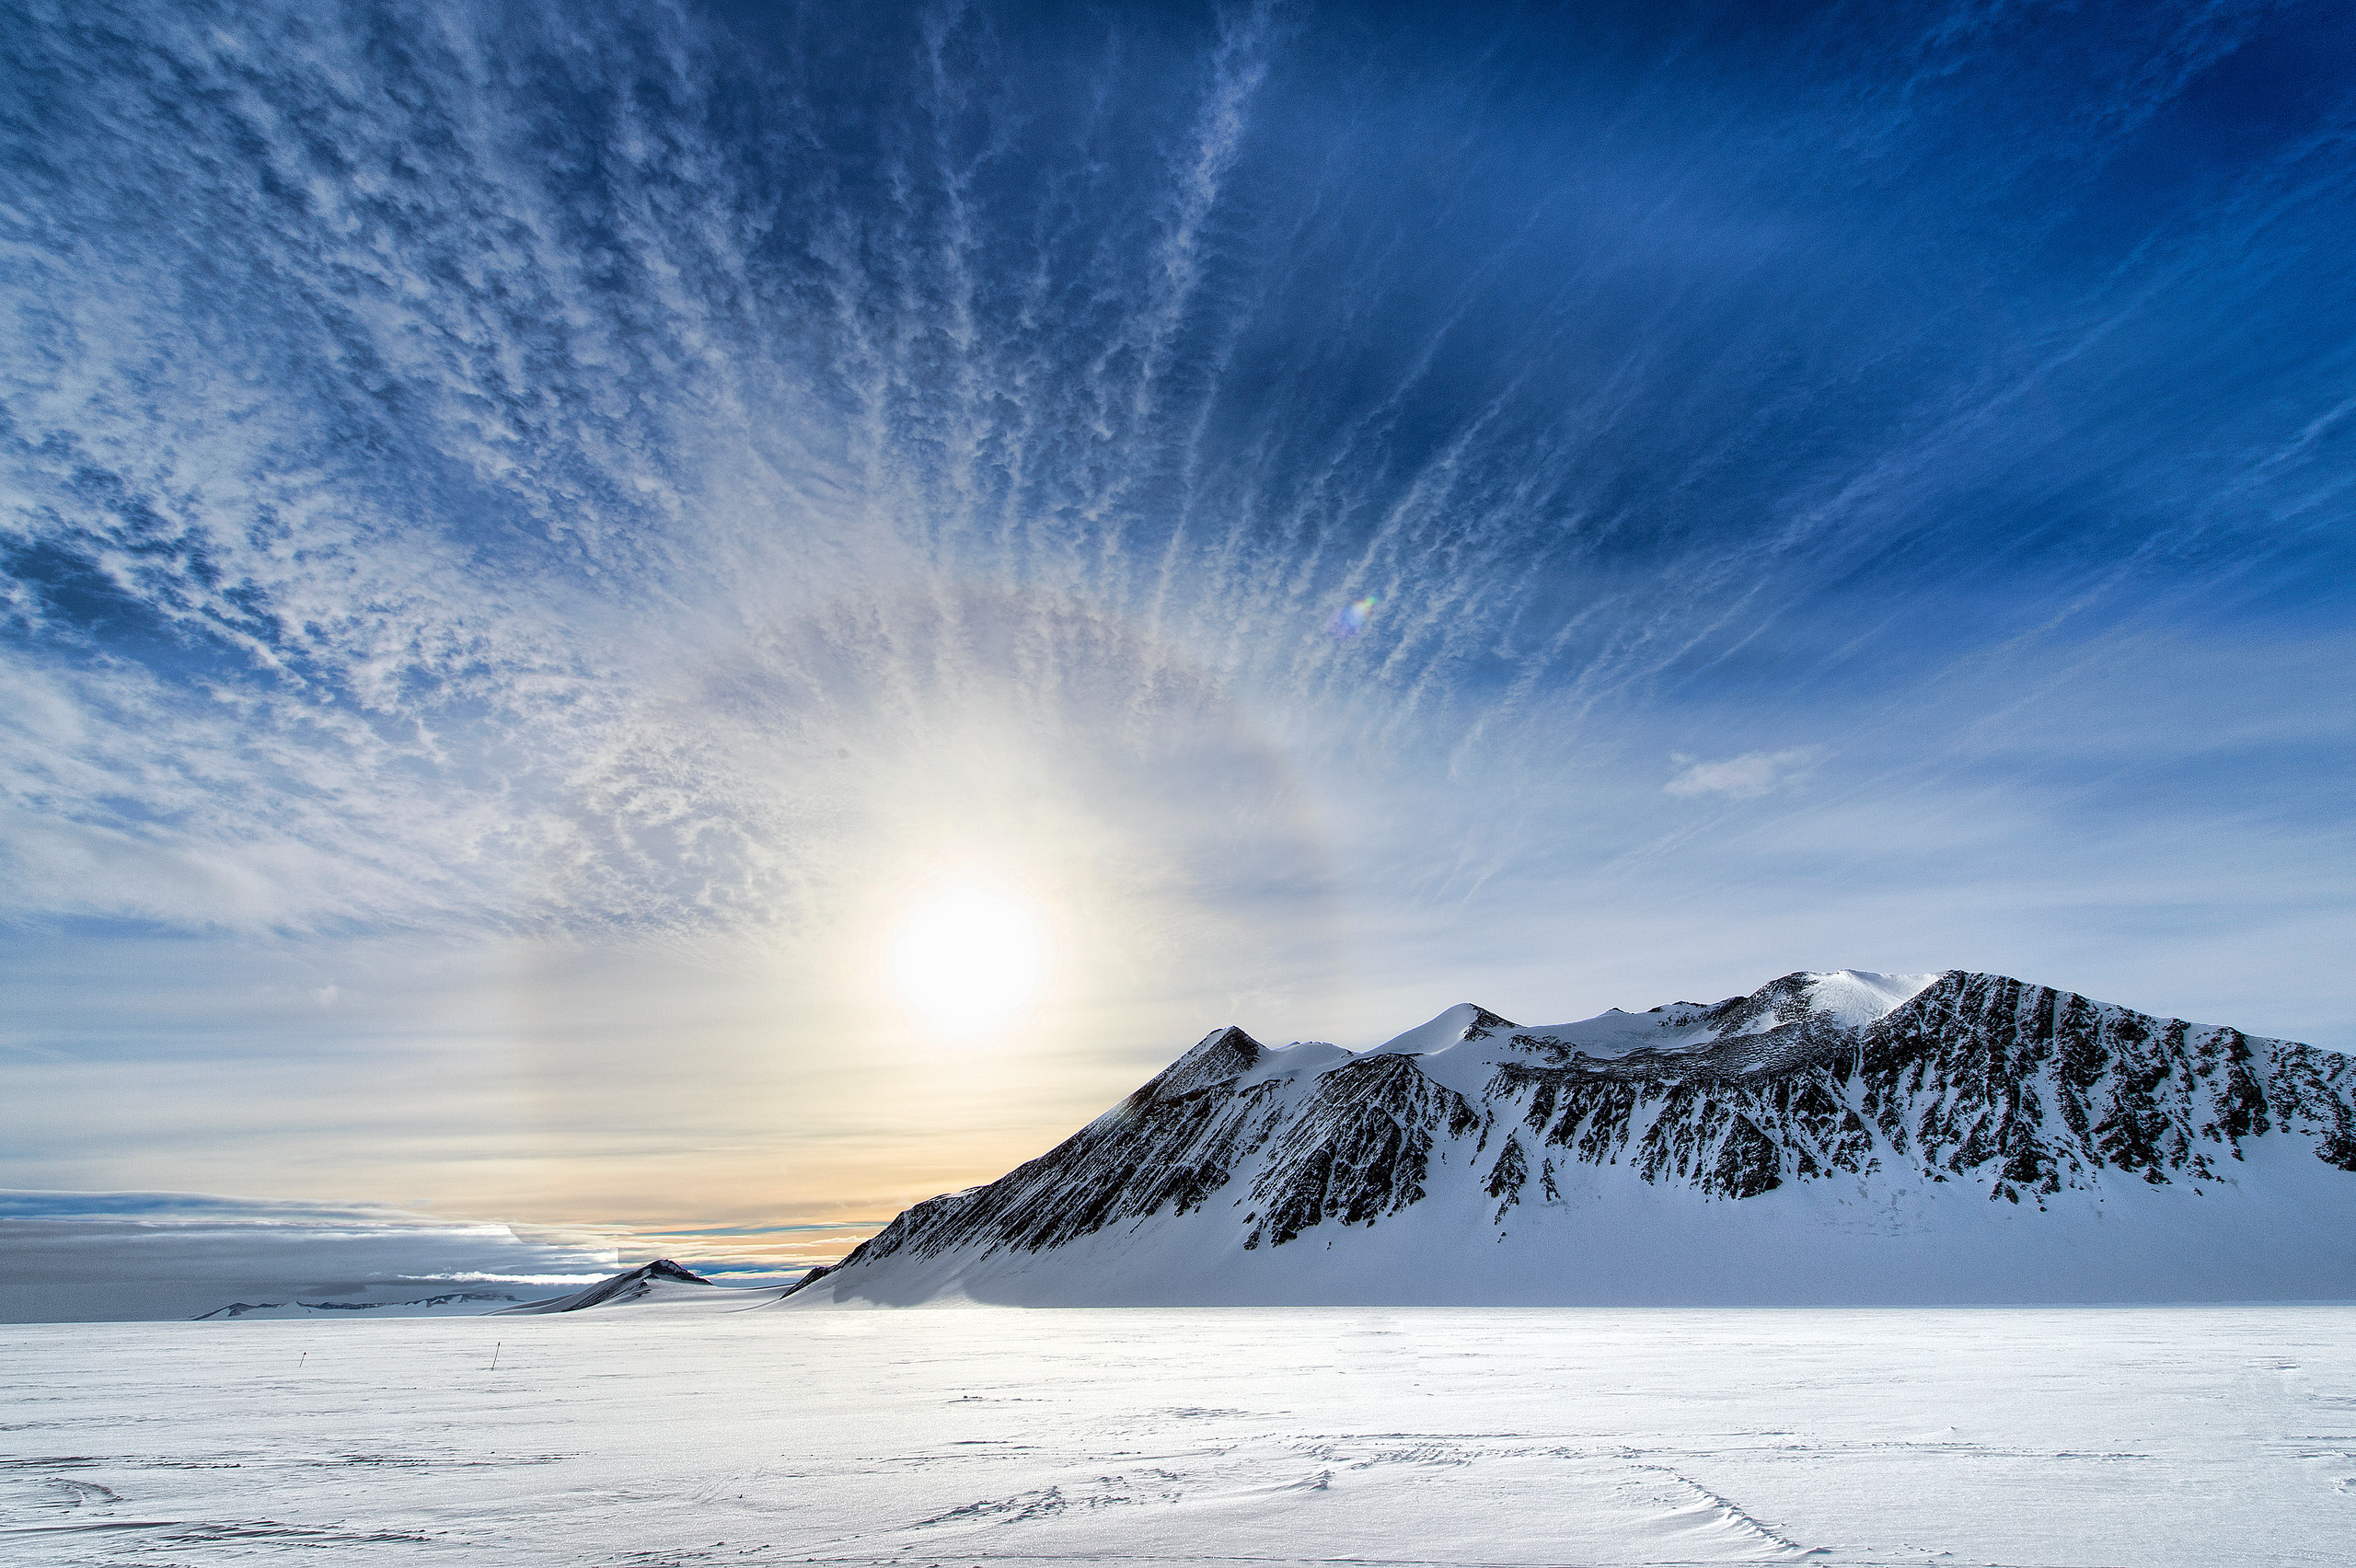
(490, 1342), (501, 1373)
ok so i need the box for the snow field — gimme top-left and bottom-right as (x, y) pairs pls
(4, 1305), (2352, 1566)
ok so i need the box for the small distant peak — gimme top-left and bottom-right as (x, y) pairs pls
(491, 1257), (719, 1315)
(635, 1259), (710, 1285)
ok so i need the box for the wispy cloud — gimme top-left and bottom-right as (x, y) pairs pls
(4, 0), (2340, 941)
(1665, 749), (1825, 801)
(3, 0), (2350, 1224)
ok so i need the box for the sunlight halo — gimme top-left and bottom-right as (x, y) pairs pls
(889, 887), (1048, 1038)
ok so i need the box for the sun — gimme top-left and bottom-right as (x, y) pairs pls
(889, 887), (1048, 1036)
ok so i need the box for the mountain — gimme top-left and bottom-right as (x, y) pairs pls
(190, 1290), (528, 1320)
(498, 1260), (714, 1314)
(789, 970), (2356, 1307)
(183, 1262), (805, 1321)
(495, 1260), (800, 1315)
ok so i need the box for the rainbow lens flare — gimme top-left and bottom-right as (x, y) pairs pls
(1329, 594), (1380, 638)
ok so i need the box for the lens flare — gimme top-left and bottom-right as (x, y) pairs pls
(1329, 594), (1380, 638)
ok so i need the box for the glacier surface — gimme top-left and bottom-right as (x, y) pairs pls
(3, 1306), (2351, 1566)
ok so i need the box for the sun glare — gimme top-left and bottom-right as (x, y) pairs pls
(889, 887), (1047, 1036)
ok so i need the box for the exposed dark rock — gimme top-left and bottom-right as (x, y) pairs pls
(1246, 1054), (1482, 1246)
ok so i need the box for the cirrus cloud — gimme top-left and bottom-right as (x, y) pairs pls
(1665, 748), (1826, 801)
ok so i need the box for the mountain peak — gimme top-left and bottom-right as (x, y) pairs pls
(496, 1258), (714, 1315)
(635, 1259), (709, 1284)
(1369, 1002), (1518, 1058)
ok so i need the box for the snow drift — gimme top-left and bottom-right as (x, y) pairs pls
(790, 970), (2356, 1307)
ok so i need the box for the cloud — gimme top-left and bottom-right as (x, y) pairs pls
(0, 1190), (619, 1323)
(3, 0), (2351, 1232)
(2, 0), (2341, 947)
(1665, 748), (1824, 801)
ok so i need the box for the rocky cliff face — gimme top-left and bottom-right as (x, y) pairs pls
(1492, 971), (2353, 1208)
(793, 971), (2356, 1306)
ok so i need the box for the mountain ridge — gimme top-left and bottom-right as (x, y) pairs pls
(788, 968), (2356, 1307)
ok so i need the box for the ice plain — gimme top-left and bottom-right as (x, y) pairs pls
(6, 1304), (2353, 1566)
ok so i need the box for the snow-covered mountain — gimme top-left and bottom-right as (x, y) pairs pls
(186, 1262), (801, 1321)
(190, 1290), (530, 1320)
(490, 1252), (810, 1309)
(790, 970), (2356, 1307)
(496, 1259), (718, 1314)
(496, 1260), (801, 1315)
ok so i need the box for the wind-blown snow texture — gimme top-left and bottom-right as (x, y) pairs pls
(797, 971), (2356, 1306)
(6, 1307), (2353, 1566)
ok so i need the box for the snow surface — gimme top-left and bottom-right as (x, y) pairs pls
(3, 1307), (2350, 1565)
(1783, 969), (1943, 1029)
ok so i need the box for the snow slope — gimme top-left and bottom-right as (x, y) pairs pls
(5, 1306), (2352, 1566)
(792, 969), (2356, 1307)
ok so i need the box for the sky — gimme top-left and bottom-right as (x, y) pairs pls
(3, 0), (2353, 1286)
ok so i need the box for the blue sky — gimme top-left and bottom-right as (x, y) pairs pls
(3, 0), (2351, 1262)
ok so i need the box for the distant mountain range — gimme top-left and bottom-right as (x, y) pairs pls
(190, 1260), (797, 1320)
(491, 1259), (752, 1314)
(191, 1290), (530, 1320)
(789, 970), (2356, 1307)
